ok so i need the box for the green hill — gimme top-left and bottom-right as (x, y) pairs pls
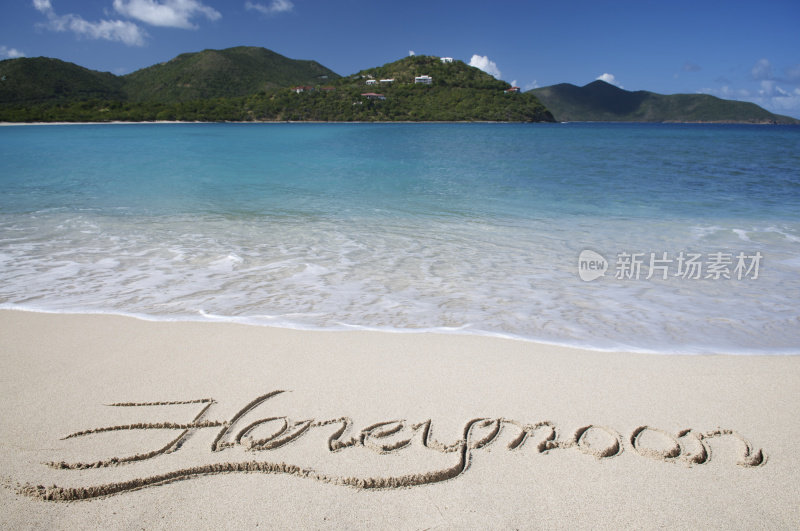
(530, 80), (800, 124)
(253, 55), (554, 122)
(122, 46), (339, 102)
(350, 55), (509, 89)
(0, 51), (554, 122)
(3, 50), (797, 124)
(0, 57), (125, 104)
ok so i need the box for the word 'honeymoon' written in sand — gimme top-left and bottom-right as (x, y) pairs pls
(20, 390), (766, 501)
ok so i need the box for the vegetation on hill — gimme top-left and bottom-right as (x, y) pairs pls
(122, 46), (339, 102)
(352, 55), (507, 89)
(8, 50), (793, 124)
(530, 80), (800, 124)
(0, 57), (125, 104)
(251, 55), (553, 122)
(0, 52), (554, 122)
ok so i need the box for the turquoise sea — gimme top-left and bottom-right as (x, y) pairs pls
(1, 122), (799, 353)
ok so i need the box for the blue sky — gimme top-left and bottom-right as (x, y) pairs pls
(2, 0), (799, 117)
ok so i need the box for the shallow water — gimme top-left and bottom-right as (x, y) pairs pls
(1, 122), (799, 353)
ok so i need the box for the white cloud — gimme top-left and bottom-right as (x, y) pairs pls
(524, 80), (539, 91)
(32, 0), (53, 13)
(757, 91), (800, 116)
(32, 0), (55, 14)
(60, 16), (145, 45)
(510, 79), (517, 87)
(33, 0), (146, 46)
(245, 0), (293, 16)
(751, 58), (772, 80)
(701, 85), (751, 99)
(0, 46), (26, 59)
(786, 64), (800, 82)
(408, 50), (415, 56)
(757, 80), (792, 98)
(113, 0), (221, 29)
(469, 54), (501, 79)
(596, 73), (623, 88)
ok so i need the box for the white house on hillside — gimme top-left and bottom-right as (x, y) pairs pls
(440, 57), (454, 63)
(414, 75), (433, 84)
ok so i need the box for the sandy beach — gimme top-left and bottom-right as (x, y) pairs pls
(1, 309), (797, 528)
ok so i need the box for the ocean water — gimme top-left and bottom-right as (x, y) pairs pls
(1, 122), (799, 354)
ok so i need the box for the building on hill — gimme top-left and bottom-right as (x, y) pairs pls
(366, 79), (377, 86)
(504, 86), (521, 94)
(292, 86), (314, 93)
(380, 78), (395, 84)
(361, 93), (386, 101)
(414, 75), (433, 84)
(440, 57), (454, 63)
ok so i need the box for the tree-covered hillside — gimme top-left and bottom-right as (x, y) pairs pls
(351, 55), (507, 89)
(0, 57), (125, 105)
(0, 52), (555, 122)
(2, 49), (797, 124)
(123, 46), (339, 102)
(250, 55), (553, 122)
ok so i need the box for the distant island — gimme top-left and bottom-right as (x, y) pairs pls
(530, 80), (799, 124)
(1, 46), (796, 124)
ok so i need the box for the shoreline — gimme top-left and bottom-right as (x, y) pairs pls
(1, 309), (798, 527)
(1, 120), (542, 126)
(4, 306), (797, 356)
(3, 120), (798, 126)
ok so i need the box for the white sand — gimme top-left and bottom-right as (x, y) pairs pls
(1, 309), (798, 529)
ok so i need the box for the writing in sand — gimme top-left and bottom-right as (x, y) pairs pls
(19, 390), (766, 501)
